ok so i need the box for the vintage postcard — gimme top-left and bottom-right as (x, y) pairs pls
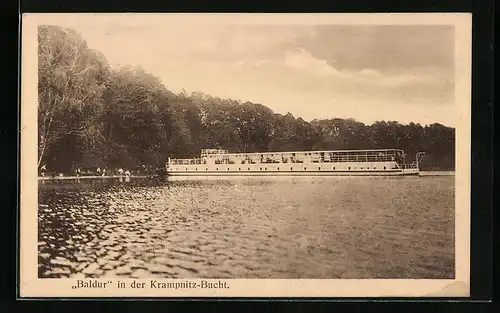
(20, 13), (471, 298)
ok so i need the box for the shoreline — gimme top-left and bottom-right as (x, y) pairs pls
(37, 170), (454, 181)
(38, 175), (158, 181)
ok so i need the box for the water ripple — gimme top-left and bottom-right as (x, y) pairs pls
(38, 176), (455, 279)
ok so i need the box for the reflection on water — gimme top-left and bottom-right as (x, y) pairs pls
(38, 174), (455, 279)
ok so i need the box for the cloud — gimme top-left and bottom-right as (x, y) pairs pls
(284, 47), (342, 77)
(280, 47), (451, 93)
(157, 43), (453, 125)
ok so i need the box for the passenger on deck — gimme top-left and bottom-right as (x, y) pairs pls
(40, 164), (46, 177)
(97, 167), (101, 175)
(76, 168), (81, 177)
(124, 170), (131, 176)
(102, 168), (107, 176)
(118, 168), (124, 176)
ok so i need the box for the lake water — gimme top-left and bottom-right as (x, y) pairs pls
(38, 172), (455, 279)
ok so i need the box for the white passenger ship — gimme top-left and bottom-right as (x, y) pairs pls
(166, 149), (425, 176)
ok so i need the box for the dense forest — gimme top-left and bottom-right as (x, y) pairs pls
(37, 25), (455, 174)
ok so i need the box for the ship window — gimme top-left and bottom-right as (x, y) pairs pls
(185, 168), (188, 171)
(304, 167), (307, 170)
(277, 167), (280, 170)
(333, 167), (336, 170)
(260, 168), (262, 170)
(348, 167), (351, 170)
(196, 168), (198, 171)
(206, 168), (208, 171)
(248, 168), (250, 170)
(290, 167), (293, 171)
(265, 168), (267, 170)
(227, 168), (229, 171)
(239, 168), (241, 171)
(383, 166), (386, 170)
(361, 167), (363, 169)
(216, 168), (218, 171)
(318, 167), (321, 170)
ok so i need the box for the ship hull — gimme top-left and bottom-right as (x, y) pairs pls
(166, 164), (419, 177)
(166, 171), (418, 177)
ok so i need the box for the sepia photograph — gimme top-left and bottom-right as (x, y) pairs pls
(20, 13), (471, 297)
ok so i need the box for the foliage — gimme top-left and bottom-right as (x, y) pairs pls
(37, 26), (456, 173)
(38, 25), (109, 171)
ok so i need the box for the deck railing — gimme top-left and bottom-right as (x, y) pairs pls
(168, 158), (205, 165)
(169, 156), (401, 165)
(404, 162), (419, 169)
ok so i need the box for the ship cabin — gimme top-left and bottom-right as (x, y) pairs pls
(168, 148), (408, 167)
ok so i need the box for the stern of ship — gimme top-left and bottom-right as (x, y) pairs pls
(402, 152), (425, 176)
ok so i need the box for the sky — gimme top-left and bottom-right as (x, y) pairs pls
(47, 16), (456, 127)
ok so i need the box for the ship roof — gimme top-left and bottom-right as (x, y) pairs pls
(203, 148), (404, 156)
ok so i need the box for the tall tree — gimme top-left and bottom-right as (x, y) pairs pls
(38, 25), (109, 169)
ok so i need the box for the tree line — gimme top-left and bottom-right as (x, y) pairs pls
(37, 25), (455, 173)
